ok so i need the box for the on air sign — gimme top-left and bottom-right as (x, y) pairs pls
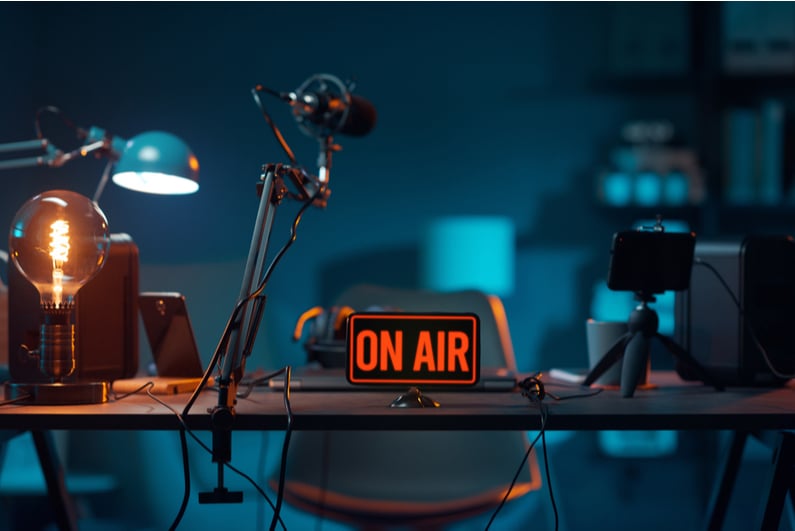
(346, 313), (480, 386)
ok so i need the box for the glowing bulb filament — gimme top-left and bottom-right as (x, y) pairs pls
(49, 220), (70, 306)
(49, 220), (70, 263)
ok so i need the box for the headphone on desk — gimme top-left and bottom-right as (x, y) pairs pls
(518, 374), (546, 402)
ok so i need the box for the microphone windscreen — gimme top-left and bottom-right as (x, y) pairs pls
(340, 95), (377, 137)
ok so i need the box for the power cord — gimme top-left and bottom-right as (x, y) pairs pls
(113, 378), (291, 530)
(694, 258), (795, 380)
(237, 367), (296, 399)
(34, 105), (80, 140)
(251, 85), (299, 167)
(0, 393), (33, 406)
(270, 366), (293, 531)
(485, 395), (554, 531)
(256, 430), (272, 531)
(486, 373), (604, 530)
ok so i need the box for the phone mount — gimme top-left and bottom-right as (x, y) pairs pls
(583, 291), (723, 397)
(584, 218), (724, 397)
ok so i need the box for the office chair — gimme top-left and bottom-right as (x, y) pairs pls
(271, 284), (542, 529)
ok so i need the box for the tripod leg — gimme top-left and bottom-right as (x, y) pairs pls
(621, 332), (649, 397)
(655, 333), (725, 391)
(582, 333), (631, 387)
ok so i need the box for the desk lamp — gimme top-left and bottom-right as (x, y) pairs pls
(6, 190), (111, 404)
(0, 106), (199, 203)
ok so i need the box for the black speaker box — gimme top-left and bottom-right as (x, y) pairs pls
(8, 233), (139, 383)
(674, 235), (795, 386)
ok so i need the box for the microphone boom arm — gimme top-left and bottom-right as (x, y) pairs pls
(200, 73), (372, 505)
(202, 158), (329, 504)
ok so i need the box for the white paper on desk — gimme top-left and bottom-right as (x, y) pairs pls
(548, 368), (588, 384)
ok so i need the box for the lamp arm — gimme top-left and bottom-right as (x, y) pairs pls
(0, 135), (111, 172)
(91, 161), (115, 204)
(0, 138), (61, 170)
(52, 138), (113, 169)
(0, 139), (51, 154)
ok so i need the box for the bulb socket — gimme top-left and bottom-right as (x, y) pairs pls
(39, 322), (75, 381)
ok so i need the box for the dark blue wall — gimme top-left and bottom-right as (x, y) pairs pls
(1, 2), (674, 371)
(0, 3), (771, 530)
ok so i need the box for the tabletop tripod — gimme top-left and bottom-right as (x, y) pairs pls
(582, 291), (724, 397)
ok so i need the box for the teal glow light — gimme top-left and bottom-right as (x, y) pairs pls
(421, 216), (515, 297)
(634, 172), (662, 206)
(664, 171), (690, 206)
(603, 172), (633, 206)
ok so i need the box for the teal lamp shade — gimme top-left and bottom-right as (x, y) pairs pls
(111, 131), (199, 195)
(421, 216), (515, 297)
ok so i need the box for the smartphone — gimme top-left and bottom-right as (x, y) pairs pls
(138, 292), (204, 378)
(607, 230), (696, 294)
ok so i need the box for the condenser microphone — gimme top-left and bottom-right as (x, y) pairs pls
(285, 73), (377, 138)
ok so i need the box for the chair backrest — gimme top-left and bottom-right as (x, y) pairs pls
(272, 285), (541, 529)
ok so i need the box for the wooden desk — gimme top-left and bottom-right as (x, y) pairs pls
(1, 371), (793, 531)
(0, 372), (793, 433)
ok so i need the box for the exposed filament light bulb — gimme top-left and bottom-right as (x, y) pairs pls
(9, 190), (110, 383)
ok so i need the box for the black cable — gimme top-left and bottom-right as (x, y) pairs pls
(485, 402), (549, 530)
(546, 386), (603, 402)
(540, 413), (559, 531)
(255, 430), (272, 531)
(34, 105), (80, 139)
(252, 85), (299, 166)
(110, 380), (155, 401)
(488, 372), (596, 530)
(522, 372), (604, 401)
(111, 382), (190, 531)
(0, 393), (33, 406)
(270, 365), (293, 531)
(260, 189), (320, 289)
(139, 386), (288, 531)
(112, 378), (289, 529)
(694, 258), (795, 380)
(236, 367), (296, 399)
(170, 428), (191, 531)
(167, 409), (286, 527)
(115, 384), (189, 531)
